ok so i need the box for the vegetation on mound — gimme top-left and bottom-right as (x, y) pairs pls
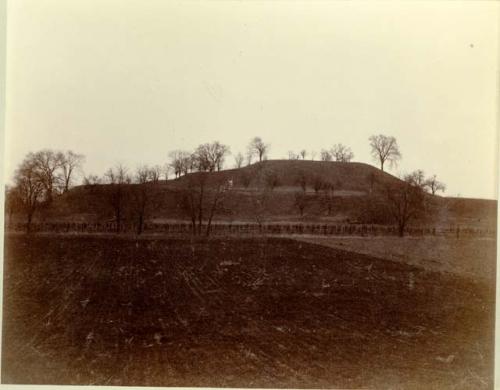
(7, 135), (492, 236)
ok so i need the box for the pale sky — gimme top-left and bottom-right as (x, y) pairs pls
(3, 0), (499, 199)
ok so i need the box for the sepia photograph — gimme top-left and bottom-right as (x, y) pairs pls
(1, 1), (498, 389)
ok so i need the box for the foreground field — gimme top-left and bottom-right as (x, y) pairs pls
(2, 235), (495, 388)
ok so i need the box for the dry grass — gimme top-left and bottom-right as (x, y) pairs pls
(294, 236), (496, 282)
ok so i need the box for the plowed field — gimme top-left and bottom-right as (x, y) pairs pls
(2, 235), (494, 388)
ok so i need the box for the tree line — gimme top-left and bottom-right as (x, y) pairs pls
(5, 133), (446, 236)
(286, 166), (445, 237)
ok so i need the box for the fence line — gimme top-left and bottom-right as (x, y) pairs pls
(5, 221), (496, 238)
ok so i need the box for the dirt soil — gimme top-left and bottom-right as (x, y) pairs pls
(2, 235), (495, 389)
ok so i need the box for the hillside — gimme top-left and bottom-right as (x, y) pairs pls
(11, 160), (497, 229)
(170, 160), (398, 191)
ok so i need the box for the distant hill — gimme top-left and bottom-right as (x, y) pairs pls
(171, 160), (400, 192)
(13, 160), (497, 229)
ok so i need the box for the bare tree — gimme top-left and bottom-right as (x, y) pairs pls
(169, 151), (181, 178)
(60, 151), (85, 193)
(320, 182), (335, 216)
(294, 191), (308, 217)
(240, 170), (252, 188)
(369, 134), (401, 171)
(205, 179), (230, 236)
(312, 174), (326, 194)
(148, 165), (162, 183)
(320, 149), (333, 161)
(4, 186), (18, 227)
(425, 174), (446, 195)
(310, 151), (317, 161)
(192, 150), (207, 172)
(181, 173), (230, 236)
(30, 149), (64, 202)
(162, 163), (170, 180)
(234, 152), (245, 168)
(246, 151), (253, 166)
(247, 136), (269, 162)
(299, 149), (307, 160)
(249, 190), (270, 233)
(181, 174), (206, 234)
(183, 153), (196, 175)
(105, 164), (131, 185)
(385, 171), (426, 236)
(127, 166), (163, 234)
(214, 142), (230, 171)
(83, 174), (101, 187)
(249, 172), (277, 232)
(288, 151), (299, 160)
(129, 183), (159, 235)
(169, 150), (192, 178)
(296, 170), (308, 192)
(12, 157), (45, 232)
(406, 169), (426, 188)
(135, 165), (150, 184)
(104, 164), (131, 233)
(331, 144), (354, 162)
(195, 141), (230, 172)
(264, 170), (280, 190)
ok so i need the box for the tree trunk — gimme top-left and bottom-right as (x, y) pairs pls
(46, 188), (53, 203)
(398, 222), (405, 237)
(137, 213), (144, 235)
(26, 212), (33, 233)
(191, 217), (196, 235)
(197, 188), (204, 236)
(205, 219), (213, 237)
(206, 196), (220, 237)
(197, 214), (203, 236)
(116, 209), (121, 233)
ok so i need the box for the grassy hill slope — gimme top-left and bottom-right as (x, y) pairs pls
(15, 160), (497, 229)
(171, 160), (397, 192)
